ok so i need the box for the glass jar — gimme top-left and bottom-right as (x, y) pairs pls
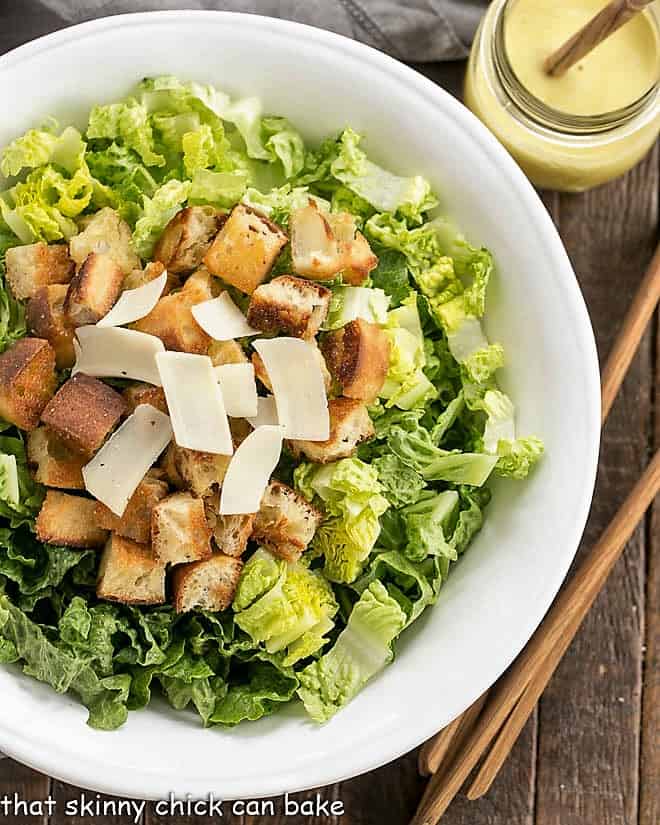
(464, 0), (660, 191)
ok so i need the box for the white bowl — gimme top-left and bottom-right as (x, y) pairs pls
(0, 11), (600, 801)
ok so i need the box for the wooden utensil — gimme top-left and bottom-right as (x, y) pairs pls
(412, 240), (660, 822)
(544, 0), (655, 77)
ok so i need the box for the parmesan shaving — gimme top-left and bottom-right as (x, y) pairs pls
(97, 272), (167, 327)
(73, 326), (165, 385)
(246, 396), (279, 429)
(82, 404), (172, 516)
(191, 291), (258, 341)
(220, 425), (284, 514)
(215, 363), (258, 418)
(156, 351), (233, 455)
(253, 338), (329, 440)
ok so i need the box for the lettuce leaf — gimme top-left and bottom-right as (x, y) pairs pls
(0, 437), (44, 529)
(132, 178), (191, 258)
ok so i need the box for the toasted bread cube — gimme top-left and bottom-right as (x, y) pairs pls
(290, 397), (374, 463)
(97, 534), (166, 605)
(41, 373), (127, 457)
(95, 474), (169, 545)
(160, 443), (185, 489)
(70, 208), (140, 275)
(132, 280), (211, 354)
(247, 275), (331, 339)
(204, 204), (288, 294)
(0, 338), (56, 430)
(343, 232), (380, 286)
(26, 284), (76, 369)
(35, 490), (108, 548)
(208, 339), (248, 367)
(122, 260), (180, 295)
(151, 492), (212, 566)
(5, 242), (74, 301)
(172, 553), (243, 613)
(204, 491), (254, 557)
(64, 252), (124, 327)
(229, 417), (252, 448)
(26, 427), (85, 489)
(321, 318), (390, 402)
(252, 481), (322, 562)
(122, 383), (169, 415)
(154, 206), (226, 273)
(169, 444), (231, 498)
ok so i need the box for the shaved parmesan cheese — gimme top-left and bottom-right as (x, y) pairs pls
(73, 326), (165, 385)
(220, 425), (284, 514)
(215, 363), (258, 418)
(156, 351), (233, 455)
(97, 272), (167, 327)
(253, 338), (329, 440)
(83, 404), (172, 516)
(191, 291), (258, 341)
(447, 317), (489, 363)
(246, 395), (279, 429)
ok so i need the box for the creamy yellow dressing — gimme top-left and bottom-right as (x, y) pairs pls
(505, 0), (659, 115)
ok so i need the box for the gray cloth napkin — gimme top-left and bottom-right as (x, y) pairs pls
(31, 0), (487, 61)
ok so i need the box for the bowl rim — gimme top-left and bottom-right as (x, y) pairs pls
(0, 9), (601, 800)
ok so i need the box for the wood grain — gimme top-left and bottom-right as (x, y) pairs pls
(534, 149), (658, 825)
(49, 780), (146, 825)
(0, 759), (50, 824)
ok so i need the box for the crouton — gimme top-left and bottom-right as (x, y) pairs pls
(25, 284), (76, 369)
(204, 491), (254, 557)
(290, 203), (378, 285)
(0, 338), (56, 430)
(208, 339), (248, 366)
(97, 534), (166, 605)
(229, 417), (252, 448)
(41, 373), (127, 457)
(151, 492), (212, 566)
(122, 261), (180, 295)
(172, 553), (243, 613)
(290, 397), (374, 463)
(252, 342), (331, 393)
(95, 473), (169, 544)
(169, 444), (231, 498)
(247, 275), (331, 339)
(122, 383), (169, 415)
(26, 427), (85, 490)
(154, 206), (226, 273)
(69, 207), (140, 275)
(204, 204), (288, 294)
(160, 443), (185, 489)
(252, 481), (322, 562)
(64, 252), (124, 327)
(132, 271), (214, 354)
(35, 490), (108, 548)
(321, 318), (390, 402)
(5, 242), (74, 301)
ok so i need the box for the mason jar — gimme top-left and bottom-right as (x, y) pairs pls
(464, 0), (660, 191)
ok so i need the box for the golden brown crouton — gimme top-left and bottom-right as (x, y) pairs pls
(204, 204), (288, 294)
(247, 275), (331, 339)
(172, 553), (243, 613)
(229, 417), (252, 448)
(5, 242), (74, 301)
(122, 383), (169, 415)
(122, 260), (180, 295)
(151, 492), (212, 566)
(154, 206), (226, 273)
(321, 318), (390, 402)
(160, 443), (185, 489)
(208, 339), (248, 367)
(35, 490), (108, 548)
(290, 397), (375, 463)
(252, 481), (322, 562)
(290, 203), (378, 285)
(204, 491), (254, 557)
(41, 373), (127, 457)
(95, 473), (169, 545)
(64, 252), (124, 327)
(26, 427), (85, 490)
(169, 444), (231, 498)
(132, 271), (213, 354)
(0, 338), (57, 430)
(97, 534), (166, 605)
(69, 207), (140, 275)
(25, 284), (75, 369)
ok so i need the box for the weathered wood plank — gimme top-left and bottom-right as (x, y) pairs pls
(49, 781), (146, 825)
(0, 759), (50, 824)
(535, 146), (658, 825)
(639, 300), (660, 825)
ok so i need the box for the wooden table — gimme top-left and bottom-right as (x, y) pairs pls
(1, 15), (658, 825)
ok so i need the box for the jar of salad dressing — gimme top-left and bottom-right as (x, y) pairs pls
(464, 0), (660, 191)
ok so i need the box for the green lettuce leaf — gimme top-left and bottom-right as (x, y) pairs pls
(132, 178), (191, 258)
(0, 437), (45, 528)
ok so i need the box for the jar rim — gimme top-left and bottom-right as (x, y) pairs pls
(493, 0), (660, 135)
